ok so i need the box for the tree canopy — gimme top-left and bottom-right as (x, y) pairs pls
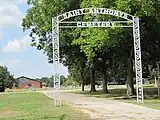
(0, 66), (16, 92)
(22, 0), (160, 94)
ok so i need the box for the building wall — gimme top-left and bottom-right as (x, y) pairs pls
(18, 78), (42, 89)
(19, 84), (29, 89)
(29, 80), (42, 88)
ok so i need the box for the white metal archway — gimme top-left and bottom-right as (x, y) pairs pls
(52, 8), (143, 107)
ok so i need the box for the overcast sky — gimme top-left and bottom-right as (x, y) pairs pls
(0, 0), (68, 78)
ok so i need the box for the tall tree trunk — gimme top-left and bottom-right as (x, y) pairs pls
(80, 62), (85, 91)
(155, 76), (158, 87)
(0, 84), (5, 92)
(127, 57), (135, 96)
(81, 72), (85, 91)
(102, 70), (109, 93)
(90, 68), (96, 92)
(156, 62), (160, 98)
(127, 48), (135, 96)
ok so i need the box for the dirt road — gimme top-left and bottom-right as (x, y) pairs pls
(44, 91), (160, 120)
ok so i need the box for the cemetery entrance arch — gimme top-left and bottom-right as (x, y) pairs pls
(52, 8), (143, 106)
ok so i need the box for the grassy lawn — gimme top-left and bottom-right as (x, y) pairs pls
(0, 92), (90, 120)
(74, 87), (160, 110)
(73, 88), (129, 99)
(121, 99), (160, 110)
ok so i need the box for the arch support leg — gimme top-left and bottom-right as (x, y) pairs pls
(52, 17), (61, 107)
(133, 18), (144, 103)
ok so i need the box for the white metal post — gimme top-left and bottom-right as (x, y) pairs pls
(52, 17), (61, 107)
(133, 18), (144, 103)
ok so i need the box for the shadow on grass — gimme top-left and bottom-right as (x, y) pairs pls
(15, 114), (71, 120)
(41, 115), (71, 120)
(39, 114), (71, 120)
(75, 88), (127, 99)
(60, 114), (71, 120)
(74, 87), (160, 110)
(75, 87), (159, 100)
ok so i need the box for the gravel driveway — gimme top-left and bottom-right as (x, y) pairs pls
(44, 91), (160, 120)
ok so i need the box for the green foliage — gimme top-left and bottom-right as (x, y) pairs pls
(60, 75), (67, 85)
(22, 0), (81, 62)
(22, 0), (160, 93)
(62, 77), (77, 86)
(0, 66), (16, 92)
(149, 79), (155, 85)
(72, 28), (108, 60)
(37, 77), (52, 87)
(38, 75), (66, 87)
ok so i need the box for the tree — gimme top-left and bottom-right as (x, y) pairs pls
(114, 0), (160, 95)
(22, 0), (87, 89)
(38, 76), (55, 87)
(60, 75), (66, 85)
(23, 0), (160, 96)
(73, 0), (123, 93)
(0, 66), (15, 92)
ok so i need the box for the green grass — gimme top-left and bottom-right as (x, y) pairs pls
(74, 88), (127, 99)
(121, 99), (160, 110)
(0, 92), (90, 120)
(143, 84), (155, 88)
(73, 88), (160, 110)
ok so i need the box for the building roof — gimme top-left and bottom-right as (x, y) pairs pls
(16, 76), (42, 84)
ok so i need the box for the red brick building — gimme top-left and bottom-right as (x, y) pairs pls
(17, 76), (42, 89)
